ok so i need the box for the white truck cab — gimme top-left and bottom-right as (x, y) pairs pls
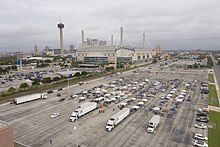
(105, 119), (115, 131)
(147, 126), (155, 133)
(70, 111), (78, 122)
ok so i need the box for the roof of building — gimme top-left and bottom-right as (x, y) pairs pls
(77, 45), (152, 52)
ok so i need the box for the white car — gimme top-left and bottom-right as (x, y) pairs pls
(193, 140), (208, 147)
(194, 134), (208, 141)
(194, 123), (207, 129)
(160, 96), (165, 99)
(51, 113), (59, 118)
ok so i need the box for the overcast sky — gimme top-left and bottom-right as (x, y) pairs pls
(0, 0), (220, 52)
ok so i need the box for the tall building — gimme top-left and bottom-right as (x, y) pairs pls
(57, 23), (64, 56)
(33, 41), (39, 56)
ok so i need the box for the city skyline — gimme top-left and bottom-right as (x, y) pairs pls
(0, 0), (220, 52)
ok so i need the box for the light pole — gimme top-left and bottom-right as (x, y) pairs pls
(68, 74), (70, 93)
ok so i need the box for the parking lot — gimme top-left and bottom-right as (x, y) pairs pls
(0, 64), (208, 147)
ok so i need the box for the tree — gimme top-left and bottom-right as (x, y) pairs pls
(74, 72), (81, 77)
(32, 79), (40, 86)
(152, 58), (157, 63)
(193, 63), (199, 69)
(81, 71), (88, 76)
(42, 77), (51, 84)
(19, 83), (29, 89)
(105, 66), (114, 71)
(53, 77), (60, 81)
(8, 87), (16, 93)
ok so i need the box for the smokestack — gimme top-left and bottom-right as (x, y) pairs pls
(143, 33), (145, 48)
(82, 30), (84, 49)
(111, 35), (113, 45)
(120, 27), (123, 47)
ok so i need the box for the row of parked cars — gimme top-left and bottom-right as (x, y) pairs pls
(193, 108), (209, 147)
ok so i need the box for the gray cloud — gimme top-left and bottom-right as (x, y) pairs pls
(0, 0), (220, 52)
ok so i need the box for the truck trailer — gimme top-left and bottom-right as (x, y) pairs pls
(105, 108), (130, 132)
(14, 93), (47, 104)
(147, 115), (160, 133)
(70, 102), (97, 122)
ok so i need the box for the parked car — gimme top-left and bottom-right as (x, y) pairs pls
(47, 90), (53, 94)
(51, 113), (59, 118)
(59, 98), (65, 102)
(57, 88), (63, 91)
(193, 140), (208, 147)
(194, 123), (207, 129)
(194, 133), (208, 141)
(196, 117), (209, 123)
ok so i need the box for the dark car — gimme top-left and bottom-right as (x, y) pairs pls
(187, 96), (191, 101)
(57, 93), (61, 97)
(196, 116), (209, 123)
(197, 111), (208, 117)
(201, 89), (209, 94)
(59, 98), (65, 102)
(57, 88), (63, 91)
(47, 90), (53, 94)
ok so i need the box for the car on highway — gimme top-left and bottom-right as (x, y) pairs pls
(194, 134), (208, 141)
(193, 140), (208, 147)
(194, 123), (207, 129)
(47, 90), (53, 94)
(51, 113), (59, 118)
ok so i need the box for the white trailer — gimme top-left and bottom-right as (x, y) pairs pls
(147, 115), (160, 133)
(14, 93), (47, 104)
(105, 108), (130, 131)
(70, 102), (97, 122)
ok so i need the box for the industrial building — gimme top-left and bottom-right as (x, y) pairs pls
(76, 27), (160, 65)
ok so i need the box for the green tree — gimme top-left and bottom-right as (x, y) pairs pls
(105, 66), (114, 71)
(42, 77), (51, 84)
(53, 77), (60, 81)
(193, 63), (199, 69)
(81, 71), (88, 76)
(74, 72), (81, 77)
(19, 83), (29, 89)
(152, 58), (157, 63)
(32, 79), (40, 86)
(8, 87), (16, 93)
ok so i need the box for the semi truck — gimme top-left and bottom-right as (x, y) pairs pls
(13, 93), (47, 104)
(105, 108), (130, 132)
(70, 102), (97, 122)
(147, 115), (160, 133)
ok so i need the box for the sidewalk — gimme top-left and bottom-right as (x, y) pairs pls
(208, 105), (220, 112)
(212, 70), (220, 106)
